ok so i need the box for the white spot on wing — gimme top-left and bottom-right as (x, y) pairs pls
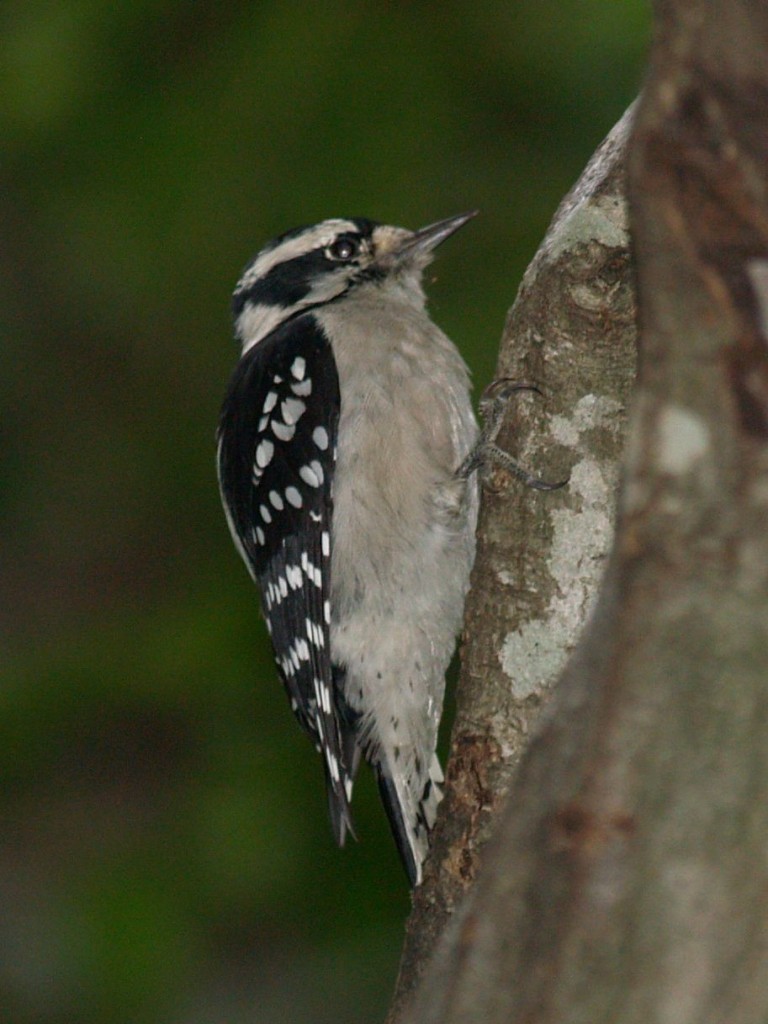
(299, 464), (321, 487)
(316, 680), (331, 714)
(281, 397), (306, 425)
(312, 426), (329, 450)
(273, 420), (296, 442)
(306, 617), (324, 648)
(299, 554), (321, 587)
(255, 438), (274, 468)
(286, 564), (302, 589)
(291, 356), (306, 380)
(285, 486), (303, 508)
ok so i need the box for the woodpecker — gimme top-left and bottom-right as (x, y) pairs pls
(217, 213), (479, 886)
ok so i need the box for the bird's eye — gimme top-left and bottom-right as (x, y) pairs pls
(327, 237), (359, 262)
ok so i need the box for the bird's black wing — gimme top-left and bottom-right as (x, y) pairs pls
(217, 313), (353, 839)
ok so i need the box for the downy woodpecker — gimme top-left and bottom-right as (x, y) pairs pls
(217, 214), (479, 885)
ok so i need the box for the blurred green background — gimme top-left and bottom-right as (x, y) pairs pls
(1, 3), (647, 1022)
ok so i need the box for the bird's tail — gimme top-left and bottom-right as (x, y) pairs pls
(374, 752), (444, 887)
(325, 730), (359, 847)
(326, 665), (360, 846)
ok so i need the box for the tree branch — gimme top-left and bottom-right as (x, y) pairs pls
(388, 106), (638, 1020)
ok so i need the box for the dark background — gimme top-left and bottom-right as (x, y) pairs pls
(1, 3), (648, 1022)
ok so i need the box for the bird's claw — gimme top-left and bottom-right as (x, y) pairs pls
(457, 378), (569, 492)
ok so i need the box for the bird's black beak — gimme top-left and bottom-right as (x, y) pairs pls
(396, 210), (479, 261)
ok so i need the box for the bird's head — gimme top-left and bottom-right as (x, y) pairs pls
(232, 212), (478, 351)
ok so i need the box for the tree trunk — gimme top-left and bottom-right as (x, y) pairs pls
(388, 104), (637, 1022)
(390, 0), (768, 1021)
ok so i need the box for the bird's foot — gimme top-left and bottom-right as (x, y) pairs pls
(457, 379), (569, 492)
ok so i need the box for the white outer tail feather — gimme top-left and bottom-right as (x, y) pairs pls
(377, 751), (445, 886)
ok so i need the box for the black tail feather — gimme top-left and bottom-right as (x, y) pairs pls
(326, 664), (360, 847)
(374, 766), (420, 887)
(326, 767), (355, 846)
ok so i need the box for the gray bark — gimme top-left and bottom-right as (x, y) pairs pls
(392, 0), (768, 1021)
(388, 107), (638, 1020)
